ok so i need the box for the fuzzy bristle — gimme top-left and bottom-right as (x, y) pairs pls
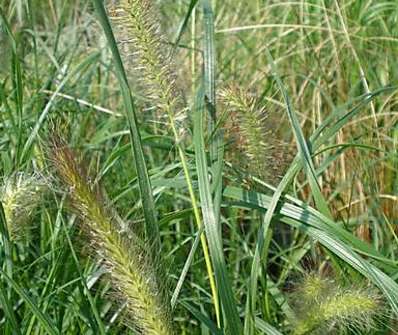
(50, 135), (174, 335)
(0, 173), (45, 240)
(221, 86), (290, 184)
(107, 0), (185, 138)
(291, 274), (384, 335)
(299, 273), (333, 305)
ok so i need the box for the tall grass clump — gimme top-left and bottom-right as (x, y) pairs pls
(104, 0), (221, 323)
(50, 135), (174, 335)
(290, 273), (384, 335)
(0, 173), (44, 240)
(1, 0), (398, 334)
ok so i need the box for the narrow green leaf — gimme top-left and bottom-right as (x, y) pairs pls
(0, 209), (19, 335)
(173, 0), (199, 53)
(225, 186), (398, 314)
(246, 166), (294, 334)
(265, 49), (331, 218)
(0, 9), (23, 168)
(171, 225), (204, 309)
(0, 269), (59, 335)
(0, 202), (12, 279)
(181, 301), (223, 335)
(20, 52), (100, 163)
(202, 0), (216, 108)
(202, 0), (224, 235)
(63, 217), (106, 335)
(91, 0), (159, 245)
(193, 88), (242, 334)
(255, 318), (283, 335)
(0, 284), (21, 334)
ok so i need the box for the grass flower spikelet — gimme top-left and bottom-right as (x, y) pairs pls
(0, 173), (44, 240)
(221, 86), (289, 183)
(50, 135), (174, 335)
(291, 274), (383, 335)
(107, 0), (185, 138)
(106, 1), (221, 324)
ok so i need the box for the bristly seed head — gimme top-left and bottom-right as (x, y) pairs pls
(50, 134), (174, 335)
(290, 273), (385, 335)
(220, 85), (291, 184)
(0, 172), (45, 240)
(107, 0), (186, 140)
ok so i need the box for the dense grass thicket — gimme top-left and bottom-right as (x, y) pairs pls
(0, 0), (397, 334)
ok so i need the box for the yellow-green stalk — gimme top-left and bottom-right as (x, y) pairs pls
(51, 136), (174, 335)
(0, 173), (44, 240)
(107, 0), (221, 325)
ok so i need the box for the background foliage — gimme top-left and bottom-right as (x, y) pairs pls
(0, 0), (397, 334)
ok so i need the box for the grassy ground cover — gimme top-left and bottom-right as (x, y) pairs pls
(0, 0), (397, 334)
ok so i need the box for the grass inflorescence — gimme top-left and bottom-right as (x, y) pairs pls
(107, 0), (185, 137)
(0, 173), (45, 240)
(50, 135), (174, 334)
(106, 0), (221, 325)
(291, 274), (385, 335)
(221, 85), (290, 184)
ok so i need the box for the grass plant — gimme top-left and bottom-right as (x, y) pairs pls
(0, 0), (397, 334)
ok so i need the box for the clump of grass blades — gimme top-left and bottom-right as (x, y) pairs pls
(291, 273), (384, 335)
(0, 173), (45, 240)
(221, 86), (289, 184)
(105, 0), (221, 323)
(50, 135), (174, 335)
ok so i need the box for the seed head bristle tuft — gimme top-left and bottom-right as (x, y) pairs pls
(220, 85), (291, 184)
(0, 172), (45, 240)
(290, 273), (385, 335)
(50, 134), (174, 335)
(107, 0), (186, 139)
